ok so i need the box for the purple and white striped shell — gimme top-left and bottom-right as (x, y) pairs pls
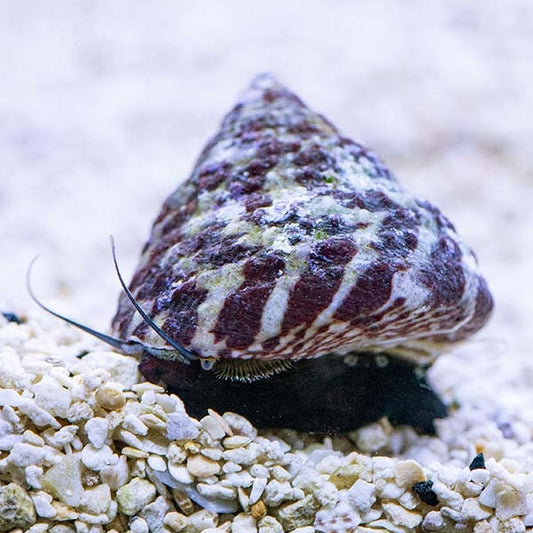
(112, 74), (493, 376)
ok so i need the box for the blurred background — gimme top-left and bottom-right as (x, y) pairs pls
(1, 1), (532, 350)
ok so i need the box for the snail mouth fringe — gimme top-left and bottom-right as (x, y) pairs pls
(213, 358), (294, 382)
(139, 352), (447, 434)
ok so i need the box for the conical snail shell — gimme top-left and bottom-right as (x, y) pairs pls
(111, 73), (493, 371)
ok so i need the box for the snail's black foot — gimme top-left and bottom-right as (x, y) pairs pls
(140, 352), (447, 435)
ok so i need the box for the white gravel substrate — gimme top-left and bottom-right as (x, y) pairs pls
(1, 314), (533, 532)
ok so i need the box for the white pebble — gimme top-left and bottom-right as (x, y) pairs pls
(471, 468), (491, 485)
(223, 461), (242, 474)
(225, 471), (254, 489)
(231, 512), (257, 533)
(263, 480), (295, 506)
(116, 477), (156, 515)
(222, 412), (257, 438)
(249, 477), (268, 504)
(432, 480), (464, 510)
(139, 413), (166, 431)
(379, 481), (405, 500)
(257, 516), (283, 533)
(353, 422), (389, 452)
(139, 496), (169, 532)
(398, 489), (419, 510)
(202, 447), (224, 461)
(129, 517), (149, 533)
(201, 414), (227, 440)
(94, 382), (126, 410)
(32, 376), (71, 418)
(163, 511), (190, 531)
(147, 454), (167, 472)
(19, 398), (60, 428)
(131, 458), (147, 478)
(314, 481), (339, 507)
(9, 442), (46, 467)
(270, 465), (291, 482)
(260, 438), (289, 462)
(0, 419), (12, 438)
(395, 459), (426, 487)
(155, 392), (179, 412)
(440, 506), (465, 524)
(31, 491), (57, 518)
(222, 443), (261, 465)
(23, 430), (44, 446)
(437, 466), (460, 486)
(360, 507), (382, 522)
(131, 382), (165, 395)
(462, 497), (492, 521)
(168, 463), (194, 484)
(25, 465), (43, 489)
(84, 418), (108, 449)
(26, 525), (50, 533)
(81, 484), (111, 515)
(122, 446), (149, 459)
(348, 479), (376, 512)
(100, 456), (129, 491)
(495, 484), (527, 521)
(237, 486), (250, 511)
(42, 453), (84, 507)
(0, 433), (23, 451)
(2, 405), (20, 424)
(315, 502), (360, 532)
(479, 479), (501, 509)
(197, 482), (237, 500)
(167, 443), (187, 464)
(470, 468), (490, 485)
(460, 480), (484, 497)
(316, 454), (342, 475)
(66, 401), (94, 423)
(43, 426), (78, 448)
(43, 444), (64, 464)
(188, 509), (218, 531)
(223, 435), (251, 449)
(187, 454), (221, 477)
(166, 413), (200, 440)
(81, 444), (116, 471)
(83, 351), (139, 388)
(372, 456), (396, 480)
(382, 502), (423, 529)
(422, 510), (447, 530)
(117, 429), (168, 455)
(250, 464), (269, 479)
(141, 390), (157, 405)
(0, 388), (24, 406)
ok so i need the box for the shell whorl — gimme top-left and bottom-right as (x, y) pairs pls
(111, 74), (493, 366)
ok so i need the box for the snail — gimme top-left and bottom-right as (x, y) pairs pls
(31, 74), (493, 434)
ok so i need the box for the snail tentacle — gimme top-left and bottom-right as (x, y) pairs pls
(110, 237), (195, 363)
(26, 256), (143, 355)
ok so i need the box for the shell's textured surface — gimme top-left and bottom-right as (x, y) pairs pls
(112, 74), (492, 368)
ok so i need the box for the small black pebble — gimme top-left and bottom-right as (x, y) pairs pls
(412, 480), (439, 506)
(2, 311), (23, 324)
(469, 452), (486, 470)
